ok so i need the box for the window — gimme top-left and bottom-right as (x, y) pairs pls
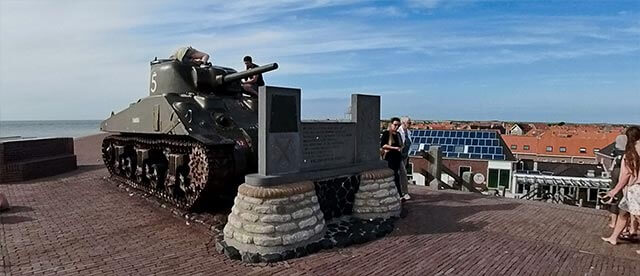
(510, 144), (517, 150)
(523, 145), (530, 150)
(593, 148), (600, 153)
(559, 147), (567, 152)
(579, 147), (587, 153)
(459, 166), (471, 178)
(546, 146), (553, 152)
(488, 169), (511, 189)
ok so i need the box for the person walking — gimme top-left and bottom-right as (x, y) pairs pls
(398, 116), (413, 200)
(604, 135), (626, 228)
(602, 126), (640, 255)
(381, 117), (404, 197)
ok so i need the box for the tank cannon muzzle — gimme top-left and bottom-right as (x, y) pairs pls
(216, 63), (278, 85)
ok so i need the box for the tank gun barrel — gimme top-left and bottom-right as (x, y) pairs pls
(219, 63), (278, 84)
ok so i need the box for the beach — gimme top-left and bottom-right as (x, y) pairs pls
(73, 133), (110, 166)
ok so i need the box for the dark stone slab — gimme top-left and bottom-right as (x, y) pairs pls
(0, 137), (77, 183)
(261, 253), (283, 263)
(223, 246), (241, 260)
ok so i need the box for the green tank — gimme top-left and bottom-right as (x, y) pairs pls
(100, 58), (278, 210)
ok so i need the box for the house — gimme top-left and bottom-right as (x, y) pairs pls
(502, 130), (619, 164)
(407, 129), (516, 191)
(511, 161), (611, 208)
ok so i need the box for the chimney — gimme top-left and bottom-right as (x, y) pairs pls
(586, 170), (595, 178)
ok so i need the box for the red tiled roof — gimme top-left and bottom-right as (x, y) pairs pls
(503, 130), (621, 158)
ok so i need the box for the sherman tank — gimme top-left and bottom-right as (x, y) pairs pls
(100, 58), (278, 210)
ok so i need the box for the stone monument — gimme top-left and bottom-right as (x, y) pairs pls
(219, 86), (402, 262)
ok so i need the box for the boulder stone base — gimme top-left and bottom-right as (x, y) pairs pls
(217, 216), (396, 263)
(353, 169), (401, 219)
(223, 181), (326, 258)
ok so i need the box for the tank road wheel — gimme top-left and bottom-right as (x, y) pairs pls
(136, 161), (147, 184)
(102, 141), (115, 167)
(122, 155), (136, 179)
(164, 170), (179, 200)
(148, 163), (167, 190)
(177, 166), (198, 204)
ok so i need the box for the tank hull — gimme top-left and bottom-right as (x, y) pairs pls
(100, 59), (276, 210)
(101, 94), (259, 210)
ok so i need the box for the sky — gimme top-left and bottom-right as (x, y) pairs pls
(0, 0), (638, 124)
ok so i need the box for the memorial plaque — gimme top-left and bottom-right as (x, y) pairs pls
(269, 95), (299, 133)
(259, 86), (302, 175)
(301, 122), (355, 170)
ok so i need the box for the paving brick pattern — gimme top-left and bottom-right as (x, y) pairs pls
(2, 167), (639, 275)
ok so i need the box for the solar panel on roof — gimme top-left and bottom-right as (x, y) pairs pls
(406, 129), (508, 160)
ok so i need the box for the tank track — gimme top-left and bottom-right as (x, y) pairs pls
(101, 135), (234, 210)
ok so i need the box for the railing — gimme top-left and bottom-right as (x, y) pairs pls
(413, 146), (481, 194)
(519, 184), (579, 205)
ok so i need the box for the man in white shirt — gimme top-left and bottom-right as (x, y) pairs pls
(398, 116), (412, 200)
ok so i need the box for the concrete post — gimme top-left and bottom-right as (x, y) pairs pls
(428, 146), (442, 190)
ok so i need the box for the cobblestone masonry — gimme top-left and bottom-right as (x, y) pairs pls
(223, 181), (326, 257)
(353, 168), (401, 219)
(314, 175), (359, 221)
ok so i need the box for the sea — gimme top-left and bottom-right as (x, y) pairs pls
(0, 120), (103, 139)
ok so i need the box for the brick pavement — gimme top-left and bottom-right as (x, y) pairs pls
(2, 166), (639, 275)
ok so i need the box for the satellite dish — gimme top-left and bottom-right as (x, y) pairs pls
(473, 173), (485, 184)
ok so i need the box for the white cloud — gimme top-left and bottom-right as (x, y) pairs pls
(407, 0), (444, 9)
(342, 6), (407, 17)
(0, 0), (637, 122)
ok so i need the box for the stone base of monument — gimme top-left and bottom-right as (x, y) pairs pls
(0, 137), (77, 183)
(221, 181), (326, 263)
(353, 169), (402, 219)
(218, 168), (402, 263)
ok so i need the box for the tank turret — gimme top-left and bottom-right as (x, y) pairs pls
(100, 58), (278, 210)
(149, 59), (277, 96)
